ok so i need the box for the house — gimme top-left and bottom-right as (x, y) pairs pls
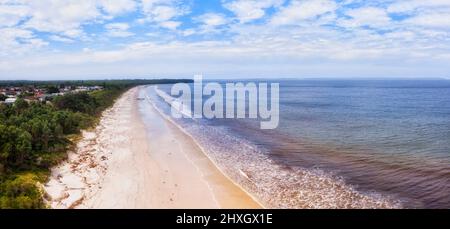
(4, 98), (17, 104)
(61, 86), (72, 92)
(89, 86), (103, 90)
(34, 91), (46, 102)
(51, 92), (65, 96)
(75, 86), (89, 92)
(5, 90), (16, 96)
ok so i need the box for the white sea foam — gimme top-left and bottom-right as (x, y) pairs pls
(155, 86), (193, 118)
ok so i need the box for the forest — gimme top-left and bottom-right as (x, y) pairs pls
(0, 79), (192, 208)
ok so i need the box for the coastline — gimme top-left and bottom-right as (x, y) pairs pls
(44, 86), (261, 209)
(145, 88), (266, 208)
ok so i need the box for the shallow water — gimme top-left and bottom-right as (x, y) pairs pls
(145, 80), (450, 209)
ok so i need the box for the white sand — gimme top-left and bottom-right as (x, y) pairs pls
(43, 87), (261, 209)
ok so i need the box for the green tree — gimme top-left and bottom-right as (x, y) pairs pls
(53, 93), (98, 115)
(0, 174), (45, 209)
(0, 125), (32, 168)
(13, 98), (29, 114)
(46, 86), (60, 94)
(14, 131), (32, 166)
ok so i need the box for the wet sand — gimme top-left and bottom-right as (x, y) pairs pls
(44, 87), (261, 209)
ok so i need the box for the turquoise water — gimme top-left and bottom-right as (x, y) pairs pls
(149, 80), (450, 208)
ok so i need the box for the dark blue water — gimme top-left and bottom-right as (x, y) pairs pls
(148, 80), (450, 208)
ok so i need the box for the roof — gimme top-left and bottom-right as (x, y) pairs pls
(4, 98), (17, 104)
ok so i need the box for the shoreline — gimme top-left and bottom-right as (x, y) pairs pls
(145, 89), (266, 208)
(44, 86), (261, 209)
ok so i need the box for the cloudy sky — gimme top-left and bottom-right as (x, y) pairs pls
(0, 0), (449, 80)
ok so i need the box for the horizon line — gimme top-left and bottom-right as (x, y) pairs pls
(1, 77), (449, 82)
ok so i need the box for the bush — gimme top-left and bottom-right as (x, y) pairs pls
(0, 173), (45, 209)
(53, 93), (98, 115)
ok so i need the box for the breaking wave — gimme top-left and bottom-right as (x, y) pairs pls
(155, 86), (193, 118)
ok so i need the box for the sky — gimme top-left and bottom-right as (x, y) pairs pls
(0, 0), (450, 80)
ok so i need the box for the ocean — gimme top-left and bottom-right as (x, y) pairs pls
(144, 79), (450, 209)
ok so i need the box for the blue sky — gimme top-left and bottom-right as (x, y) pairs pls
(0, 0), (449, 80)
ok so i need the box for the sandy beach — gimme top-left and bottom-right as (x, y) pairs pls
(44, 87), (261, 209)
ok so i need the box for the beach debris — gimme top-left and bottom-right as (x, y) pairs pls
(63, 190), (84, 209)
(43, 89), (137, 209)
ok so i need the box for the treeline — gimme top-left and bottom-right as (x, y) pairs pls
(0, 79), (193, 88)
(0, 79), (191, 208)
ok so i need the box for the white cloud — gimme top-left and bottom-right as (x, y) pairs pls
(0, 27), (48, 56)
(189, 13), (230, 35)
(197, 13), (228, 27)
(151, 5), (179, 22)
(224, 0), (284, 23)
(340, 7), (391, 28)
(387, 0), (450, 13)
(0, 0), (137, 38)
(384, 0), (450, 29)
(139, 0), (187, 28)
(99, 0), (137, 16)
(2, 36), (449, 79)
(270, 0), (337, 26)
(405, 13), (450, 28)
(49, 35), (75, 43)
(0, 0), (141, 55)
(105, 22), (134, 37)
(105, 23), (130, 30)
(22, 0), (101, 34)
(182, 28), (195, 36)
(158, 20), (181, 30)
(0, 4), (29, 27)
(0, 0), (449, 79)
(63, 29), (85, 39)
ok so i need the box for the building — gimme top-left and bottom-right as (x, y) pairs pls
(4, 98), (17, 104)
